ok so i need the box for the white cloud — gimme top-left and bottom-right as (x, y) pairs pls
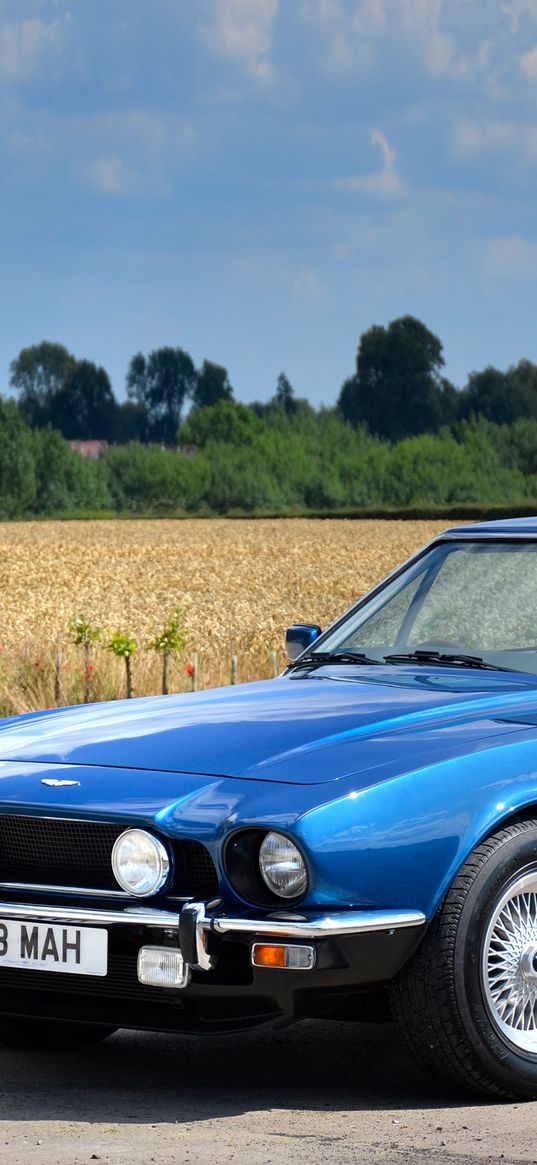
(299, 0), (371, 73)
(451, 118), (514, 158)
(485, 234), (537, 279)
(502, 1), (537, 32)
(292, 264), (327, 300)
(3, 103), (195, 197)
(399, 0), (461, 77)
(198, 0), (278, 82)
(450, 117), (537, 167)
(334, 129), (408, 200)
(87, 155), (136, 196)
(302, 0), (470, 78)
(353, 0), (388, 33)
(83, 111), (195, 193)
(521, 43), (537, 79)
(97, 110), (196, 157)
(0, 16), (62, 82)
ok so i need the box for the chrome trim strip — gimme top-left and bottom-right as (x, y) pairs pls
(0, 881), (194, 903)
(208, 907), (427, 939)
(0, 900), (427, 950)
(181, 903), (426, 970)
(0, 813), (130, 824)
(0, 901), (179, 928)
(0, 881), (131, 900)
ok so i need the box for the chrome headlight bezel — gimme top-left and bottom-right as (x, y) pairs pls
(111, 828), (171, 898)
(258, 830), (308, 901)
(224, 827), (309, 905)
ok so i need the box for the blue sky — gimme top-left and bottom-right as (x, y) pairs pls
(2, 0), (537, 408)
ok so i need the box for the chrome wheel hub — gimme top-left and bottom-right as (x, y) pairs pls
(483, 872), (537, 1054)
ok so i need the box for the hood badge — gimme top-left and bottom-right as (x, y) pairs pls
(41, 779), (80, 788)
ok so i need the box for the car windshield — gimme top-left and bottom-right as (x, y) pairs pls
(310, 539), (537, 675)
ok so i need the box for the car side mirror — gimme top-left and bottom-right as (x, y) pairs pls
(286, 624), (322, 662)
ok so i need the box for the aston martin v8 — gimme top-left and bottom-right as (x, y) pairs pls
(1, 518), (537, 1098)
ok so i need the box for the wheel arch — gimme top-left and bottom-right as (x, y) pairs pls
(431, 798), (537, 922)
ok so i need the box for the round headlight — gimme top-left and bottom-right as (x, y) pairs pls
(259, 831), (307, 900)
(112, 829), (170, 897)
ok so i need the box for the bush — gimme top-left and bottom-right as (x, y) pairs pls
(103, 443), (208, 513)
(34, 428), (110, 513)
(0, 400), (37, 517)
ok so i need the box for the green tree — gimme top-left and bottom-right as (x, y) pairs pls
(492, 418), (537, 476)
(51, 360), (117, 439)
(274, 372), (297, 415)
(149, 608), (188, 694)
(459, 361), (537, 424)
(338, 315), (455, 440)
(191, 360), (233, 411)
(10, 342), (76, 427)
(69, 615), (101, 703)
(0, 400), (37, 516)
(179, 400), (263, 447)
(126, 347), (197, 444)
(251, 376), (314, 421)
(103, 442), (208, 513)
(33, 427), (110, 513)
(112, 400), (151, 443)
(106, 631), (137, 699)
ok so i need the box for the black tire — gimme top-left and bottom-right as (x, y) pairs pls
(389, 819), (537, 1100)
(0, 1018), (118, 1050)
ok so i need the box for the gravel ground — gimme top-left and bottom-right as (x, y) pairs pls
(0, 1019), (535, 1165)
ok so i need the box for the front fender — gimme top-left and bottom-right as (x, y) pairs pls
(295, 731), (537, 917)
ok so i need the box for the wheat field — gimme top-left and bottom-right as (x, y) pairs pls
(0, 518), (452, 714)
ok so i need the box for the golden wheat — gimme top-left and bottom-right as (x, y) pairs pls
(0, 518), (453, 714)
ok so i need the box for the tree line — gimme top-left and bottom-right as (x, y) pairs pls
(10, 316), (537, 446)
(0, 393), (536, 517)
(2, 315), (537, 516)
(9, 342), (234, 446)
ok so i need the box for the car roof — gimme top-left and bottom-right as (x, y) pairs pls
(442, 516), (537, 538)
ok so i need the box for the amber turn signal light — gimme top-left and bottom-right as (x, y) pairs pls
(251, 942), (315, 970)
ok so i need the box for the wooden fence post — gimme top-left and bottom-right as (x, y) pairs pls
(192, 653), (199, 692)
(230, 655), (238, 685)
(54, 641), (62, 705)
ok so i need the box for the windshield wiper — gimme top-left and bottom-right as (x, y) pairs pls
(289, 650), (380, 671)
(383, 649), (512, 672)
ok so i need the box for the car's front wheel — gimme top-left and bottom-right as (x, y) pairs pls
(0, 1018), (118, 1050)
(390, 819), (537, 1099)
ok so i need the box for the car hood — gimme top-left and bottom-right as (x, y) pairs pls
(0, 666), (535, 786)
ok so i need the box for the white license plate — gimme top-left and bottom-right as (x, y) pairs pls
(0, 919), (108, 977)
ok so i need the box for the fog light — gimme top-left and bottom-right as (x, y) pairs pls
(251, 943), (316, 970)
(137, 946), (190, 988)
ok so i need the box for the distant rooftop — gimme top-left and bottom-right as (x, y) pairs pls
(68, 440), (107, 460)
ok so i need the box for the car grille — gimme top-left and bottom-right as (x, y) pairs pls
(0, 814), (219, 899)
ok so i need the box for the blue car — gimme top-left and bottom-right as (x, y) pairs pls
(4, 518), (537, 1098)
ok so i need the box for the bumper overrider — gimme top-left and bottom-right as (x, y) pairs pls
(0, 898), (427, 1032)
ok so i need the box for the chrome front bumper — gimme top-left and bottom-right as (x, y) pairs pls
(0, 898), (426, 973)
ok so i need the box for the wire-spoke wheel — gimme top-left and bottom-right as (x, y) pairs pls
(390, 820), (537, 1100)
(483, 873), (537, 1054)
